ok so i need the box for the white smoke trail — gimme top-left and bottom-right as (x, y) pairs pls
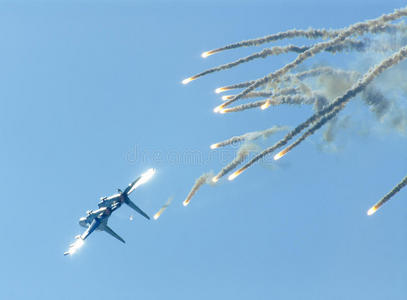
(215, 81), (257, 93)
(183, 172), (214, 206)
(367, 175), (407, 215)
(212, 143), (258, 182)
(294, 66), (359, 81)
(153, 197), (173, 220)
(202, 28), (340, 56)
(216, 67), (367, 96)
(221, 100), (267, 113)
(221, 94), (317, 113)
(223, 86), (303, 102)
(211, 126), (289, 149)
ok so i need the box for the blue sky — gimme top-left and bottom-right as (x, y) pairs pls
(0, 1), (406, 299)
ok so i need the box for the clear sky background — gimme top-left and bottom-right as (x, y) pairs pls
(0, 1), (406, 299)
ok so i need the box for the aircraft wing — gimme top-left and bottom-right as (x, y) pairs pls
(99, 223), (125, 243)
(123, 176), (142, 195)
(124, 195), (150, 220)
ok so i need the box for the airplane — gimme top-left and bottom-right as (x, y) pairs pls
(64, 169), (155, 255)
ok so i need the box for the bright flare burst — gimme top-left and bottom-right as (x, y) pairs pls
(64, 237), (84, 256)
(182, 77), (196, 85)
(201, 50), (216, 58)
(139, 168), (156, 185)
(228, 169), (243, 181)
(214, 104), (226, 113)
(129, 168), (156, 193)
(261, 100), (271, 110)
(215, 87), (230, 94)
(210, 143), (219, 149)
(367, 205), (378, 216)
(274, 148), (289, 160)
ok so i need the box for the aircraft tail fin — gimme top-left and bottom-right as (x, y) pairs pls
(124, 196), (150, 220)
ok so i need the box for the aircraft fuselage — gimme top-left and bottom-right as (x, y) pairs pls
(98, 192), (126, 209)
(78, 202), (122, 228)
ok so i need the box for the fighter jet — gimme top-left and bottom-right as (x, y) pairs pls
(64, 169), (155, 256)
